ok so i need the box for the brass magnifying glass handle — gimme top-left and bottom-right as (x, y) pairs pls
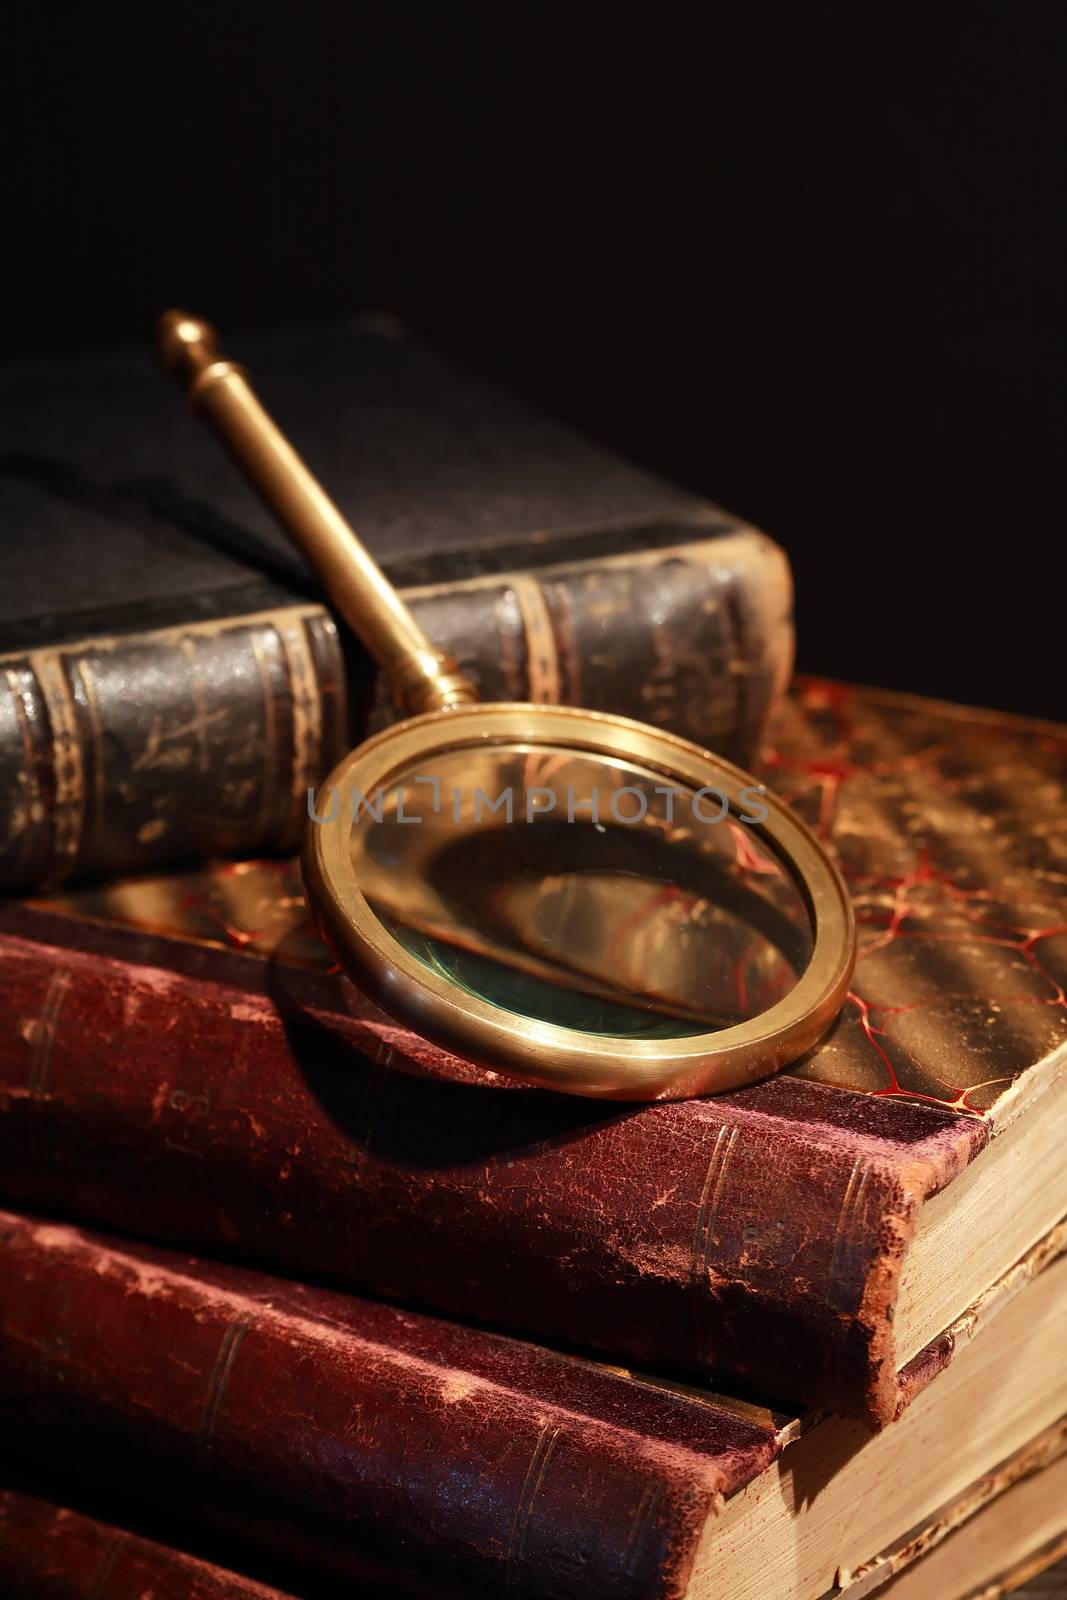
(155, 311), (478, 717)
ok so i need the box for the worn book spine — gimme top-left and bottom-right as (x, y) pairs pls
(0, 922), (982, 1428)
(0, 1212), (782, 1600)
(0, 521), (791, 892)
(0, 1491), (295, 1600)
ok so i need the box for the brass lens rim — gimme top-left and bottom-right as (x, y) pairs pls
(303, 703), (856, 1100)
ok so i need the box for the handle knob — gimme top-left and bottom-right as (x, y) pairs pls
(155, 310), (221, 386)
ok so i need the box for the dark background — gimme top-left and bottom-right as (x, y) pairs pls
(5, 4), (1063, 717)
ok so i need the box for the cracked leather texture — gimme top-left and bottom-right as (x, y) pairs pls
(0, 1214), (783, 1600)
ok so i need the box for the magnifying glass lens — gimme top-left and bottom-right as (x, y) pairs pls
(349, 743), (813, 1039)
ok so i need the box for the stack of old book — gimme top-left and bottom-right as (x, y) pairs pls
(0, 324), (1064, 1599)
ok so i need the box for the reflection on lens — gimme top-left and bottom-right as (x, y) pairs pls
(347, 744), (813, 1038)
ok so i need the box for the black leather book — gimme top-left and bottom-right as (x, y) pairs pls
(0, 316), (792, 890)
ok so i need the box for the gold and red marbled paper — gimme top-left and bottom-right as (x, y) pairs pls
(771, 681), (1067, 1112)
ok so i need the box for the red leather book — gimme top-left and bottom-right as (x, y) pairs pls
(1, 680), (1065, 1426)
(0, 1491), (294, 1600)
(3, 1213), (1065, 1600)
(5, 1428), (1067, 1600)
(1, 1213), (783, 1600)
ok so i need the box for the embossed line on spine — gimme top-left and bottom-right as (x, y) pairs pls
(690, 1124), (740, 1366)
(198, 1313), (253, 1466)
(506, 1423), (562, 1591)
(274, 613), (326, 841)
(509, 575), (561, 705)
(2, 663), (47, 885)
(87, 1533), (126, 1600)
(828, 1157), (872, 1311)
(622, 1479), (664, 1582)
(68, 656), (107, 861)
(29, 970), (70, 1107)
(28, 651), (87, 884)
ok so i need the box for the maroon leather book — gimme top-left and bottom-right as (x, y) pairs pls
(0, 1213), (785, 1600)
(0, 1490), (294, 1600)
(1, 680), (1064, 1426)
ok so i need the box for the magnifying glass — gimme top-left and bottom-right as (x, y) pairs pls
(157, 312), (854, 1100)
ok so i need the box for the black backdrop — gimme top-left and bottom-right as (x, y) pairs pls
(6, 4), (1062, 718)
